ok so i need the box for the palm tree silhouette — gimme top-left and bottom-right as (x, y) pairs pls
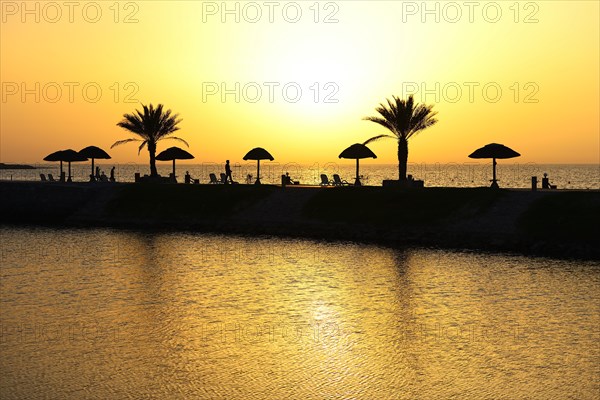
(363, 95), (438, 181)
(112, 104), (186, 177)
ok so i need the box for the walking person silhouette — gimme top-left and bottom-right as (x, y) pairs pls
(225, 160), (233, 184)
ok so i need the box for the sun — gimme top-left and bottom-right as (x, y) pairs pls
(254, 34), (362, 119)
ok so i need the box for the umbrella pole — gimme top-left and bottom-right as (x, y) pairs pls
(491, 158), (498, 188)
(91, 158), (95, 181)
(60, 161), (63, 181)
(355, 159), (361, 186)
(256, 160), (261, 184)
(173, 159), (176, 178)
(68, 162), (72, 182)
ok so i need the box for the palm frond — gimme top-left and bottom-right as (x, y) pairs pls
(363, 134), (396, 145)
(115, 102), (185, 147)
(138, 140), (148, 155)
(362, 94), (437, 180)
(364, 94), (437, 139)
(406, 103), (438, 138)
(362, 116), (397, 135)
(111, 138), (141, 148)
(162, 136), (189, 147)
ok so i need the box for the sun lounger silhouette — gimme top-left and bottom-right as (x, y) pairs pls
(332, 174), (349, 186)
(320, 174), (333, 186)
(220, 173), (238, 184)
(48, 174), (56, 182)
(209, 173), (221, 184)
(40, 174), (47, 182)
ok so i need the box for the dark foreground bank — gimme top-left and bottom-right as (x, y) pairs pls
(1, 182), (598, 259)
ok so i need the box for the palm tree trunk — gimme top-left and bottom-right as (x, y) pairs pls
(148, 142), (158, 177)
(398, 137), (408, 181)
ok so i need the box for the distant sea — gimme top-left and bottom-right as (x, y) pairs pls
(1, 162), (598, 189)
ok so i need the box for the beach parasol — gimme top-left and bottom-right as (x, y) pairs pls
(468, 143), (520, 188)
(156, 146), (194, 178)
(243, 147), (274, 184)
(79, 146), (111, 181)
(44, 149), (88, 182)
(61, 149), (88, 182)
(43, 150), (66, 181)
(339, 143), (377, 186)
(54, 149), (88, 182)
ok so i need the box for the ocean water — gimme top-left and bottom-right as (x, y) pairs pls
(1, 227), (599, 399)
(1, 162), (599, 189)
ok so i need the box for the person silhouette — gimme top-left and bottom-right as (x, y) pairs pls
(95, 166), (101, 181)
(185, 171), (192, 184)
(225, 160), (233, 184)
(542, 173), (551, 189)
(286, 172), (297, 185)
(110, 166), (116, 182)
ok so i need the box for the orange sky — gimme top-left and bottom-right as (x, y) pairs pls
(1, 1), (598, 165)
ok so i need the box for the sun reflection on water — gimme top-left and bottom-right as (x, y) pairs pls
(1, 228), (599, 399)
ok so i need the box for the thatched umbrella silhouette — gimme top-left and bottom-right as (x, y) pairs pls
(79, 146), (111, 181)
(44, 149), (88, 182)
(243, 147), (274, 184)
(156, 146), (194, 178)
(43, 150), (67, 181)
(62, 149), (88, 182)
(339, 143), (377, 186)
(468, 143), (520, 188)
(45, 149), (88, 182)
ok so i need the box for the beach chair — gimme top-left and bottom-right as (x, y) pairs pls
(40, 174), (47, 182)
(320, 174), (333, 186)
(209, 173), (221, 184)
(332, 174), (349, 186)
(48, 174), (56, 182)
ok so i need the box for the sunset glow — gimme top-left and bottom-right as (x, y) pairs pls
(2, 3), (600, 398)
(1, 1), (598, 164)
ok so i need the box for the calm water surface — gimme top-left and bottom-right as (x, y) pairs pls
(1, 227), (599, 399)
